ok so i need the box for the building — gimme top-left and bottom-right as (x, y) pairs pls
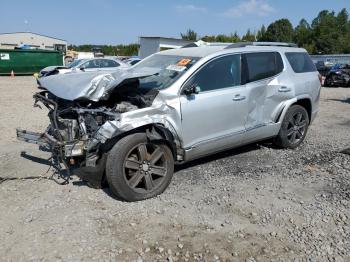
(138, 37), (192, 59)
(310, 54), (350, 65)
(0, 32), (67, 53)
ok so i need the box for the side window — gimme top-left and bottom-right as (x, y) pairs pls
(101, 59), (120, 68)
(242, 52), (283, 84)
(285, 52), (317, 73)
(82, 60), (100, 69)
(185, 54), (241, 92)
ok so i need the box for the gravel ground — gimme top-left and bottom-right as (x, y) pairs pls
(0, 76), (349, 262)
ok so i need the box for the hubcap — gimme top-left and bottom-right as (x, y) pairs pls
(286, 112), (307, 144)
(123, 143), (167, 193)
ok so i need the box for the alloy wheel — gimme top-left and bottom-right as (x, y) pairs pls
(123, 143), (168, 193)
(286, 112), (307, 144)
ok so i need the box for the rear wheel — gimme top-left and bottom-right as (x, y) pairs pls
(106, 133), (174, 201)
(274, 105), (309, 149)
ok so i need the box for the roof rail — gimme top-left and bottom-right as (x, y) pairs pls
(225, 42), (298, 49)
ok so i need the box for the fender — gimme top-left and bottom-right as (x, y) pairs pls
(274, 95), (313, 124)
(273, 97), (297, 123)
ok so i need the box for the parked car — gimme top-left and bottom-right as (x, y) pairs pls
(324, 64), (350, 87)
(39, 58), (129, 77)
(17, 42), (321, 201)
(125, 57), (141, 66)
(315, 61), (330, 76)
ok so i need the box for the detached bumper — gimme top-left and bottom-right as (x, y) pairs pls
(16, 128), (61, 147)
(16, 128), (84, 157)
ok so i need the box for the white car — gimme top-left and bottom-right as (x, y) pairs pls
(18, 42), (321, 201)
(39, 58), (129, 77)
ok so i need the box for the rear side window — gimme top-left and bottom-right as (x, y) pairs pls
(285, 52), (316, 73)
(242, 52), (284, 84)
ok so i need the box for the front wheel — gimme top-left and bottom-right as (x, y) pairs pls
(274, 105), (309, 149)
(106, 133), (174, 201)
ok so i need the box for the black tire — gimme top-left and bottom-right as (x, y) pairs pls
(274, 105), (309, 149)
(106, 133), (174, 201)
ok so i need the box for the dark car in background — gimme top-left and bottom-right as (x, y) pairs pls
(315, 61), (330, 77)
(324, 64), (350, 87)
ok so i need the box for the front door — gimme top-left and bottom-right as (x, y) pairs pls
(180, 54), (248, 159)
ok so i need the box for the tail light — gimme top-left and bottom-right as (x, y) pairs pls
(318, 73), (323, 86)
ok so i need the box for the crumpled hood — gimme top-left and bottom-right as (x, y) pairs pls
(37, 67), (161, 101)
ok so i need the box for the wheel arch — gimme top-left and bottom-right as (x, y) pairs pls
(101, 123), (180, 160)
(275, 96), (312, 123)
(293, 97), (312, 121)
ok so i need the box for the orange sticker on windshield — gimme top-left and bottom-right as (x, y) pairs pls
(177, 58), (191, 66)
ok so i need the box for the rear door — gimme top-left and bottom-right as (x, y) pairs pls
(242, 52), (294, 131)
(180, 54), (249, 158)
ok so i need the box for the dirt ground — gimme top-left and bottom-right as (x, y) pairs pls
(0, 76), (349, 262)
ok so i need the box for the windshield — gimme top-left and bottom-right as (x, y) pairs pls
(67, 59), (85, 68)
(133, 54), (200, 90)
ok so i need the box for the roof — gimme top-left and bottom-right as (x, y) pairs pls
(310, 54), (350, 57)
(158, 46), (227, 57)
(156, 45), (306, 58)
(0, 32), (66, 42)
(140, 36), (191, 43)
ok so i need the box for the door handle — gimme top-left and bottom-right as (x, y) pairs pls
(278, 86), (292, 92)
(232, 94), (246, 101)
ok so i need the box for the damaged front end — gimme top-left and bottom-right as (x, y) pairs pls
(17, 70), (162, 187)
(17, 90), (120, 186)
(17, 55), (195, 189)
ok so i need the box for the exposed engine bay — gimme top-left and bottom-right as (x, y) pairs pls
(17, 78), (161, 185)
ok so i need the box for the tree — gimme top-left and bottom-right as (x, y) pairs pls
(336, 8), (350, 53)
(242, 29), (256, 42)
(311, 10), (339, 54)
(256, 25), (266, 41)
(201, 35), (216, 42)
(264, 19), (294, 42)
(294, 19), (313, 51)
(230, 32), (241, 42)
(68, 44), (139, 56)
(181, 29), (198, 41)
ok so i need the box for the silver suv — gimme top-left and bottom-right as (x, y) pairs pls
(17, 42), (321, 201)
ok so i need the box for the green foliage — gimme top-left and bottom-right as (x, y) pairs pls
(256, 25), (266, 41)
(263, 19), (294, 42)
(201, 32), (241, 43)
(242, 29), (256, 42)
(70, 8), (350, 57)
(69, 44), (139, 56)
(293, 19), (317, 53)
(198, 8), (350, 54)
(181, 29), (198, 41)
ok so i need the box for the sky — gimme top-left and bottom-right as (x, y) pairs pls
(0, 0), (349, 45)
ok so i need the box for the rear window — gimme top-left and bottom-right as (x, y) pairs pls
(242, 52), (284, 84)
(285, 52), (317, 73)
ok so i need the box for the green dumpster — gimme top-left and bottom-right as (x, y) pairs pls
(0, 49), (63, 76)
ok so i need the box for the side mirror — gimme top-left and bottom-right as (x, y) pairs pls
(183, 84), (200, 96)
(79, 67), (85, 71)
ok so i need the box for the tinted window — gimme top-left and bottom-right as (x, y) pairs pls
(242, 52), (283, 84)
(285, 52), (317, 73)
(185, 55), (241, 92)
(130, 60), (140, 65)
